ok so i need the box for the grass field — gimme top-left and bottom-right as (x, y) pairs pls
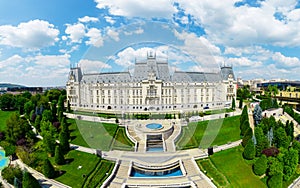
(197, 159), (229, 187)
(68, 119), (89, 148)
(82, 159), (114, 188)
(69, 118), (135, 151)
(0, 110), (16, 131)
(197, 146), (266, 188)
(176, 116), (241, 149)
(111, 127), (135, 151)
(69, 119), (118, 151)
(51, 150), (105, 188)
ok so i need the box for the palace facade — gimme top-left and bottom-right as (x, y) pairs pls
(66, 53), (236, 113)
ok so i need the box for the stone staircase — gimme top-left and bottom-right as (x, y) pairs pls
(107, 161), (130, 188)
(182, 159), (212, 188)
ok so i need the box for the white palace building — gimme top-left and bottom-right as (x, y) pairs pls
(66, 53), (236, 113)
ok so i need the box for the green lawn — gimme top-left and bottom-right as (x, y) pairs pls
(0, 110), (16, 131)
(51, 150), (103, 188)
(68, 119), (89, 148)
(176, 116), (241, 149)
(82, 159), (115, 188)
(197, 146), (266, 188)
(69, 119), (118, 151)
(197, 159), (229, 187)
(111, 127), (135, 151)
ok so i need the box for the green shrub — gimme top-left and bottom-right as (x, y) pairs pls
(243, 139), (255, 160)
(267, 173), (282, 188)
(253, 155), (267, 176)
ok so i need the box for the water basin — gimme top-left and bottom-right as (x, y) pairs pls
(146, 123), (163, 130)
(130, 166), (183, 178)
(0, 150), (9, 170)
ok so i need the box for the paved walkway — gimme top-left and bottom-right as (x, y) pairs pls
(10, 159), (71, 188)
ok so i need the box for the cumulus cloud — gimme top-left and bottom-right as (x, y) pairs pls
(78, 59), (112, 73)
(0, 54), (71, 86)
(30, 54), (71, 67)
(107, 28), (120, 41)
(226, 57), (262, 67)
(0, 19), (59, 50)
(177, 0), (300, 47)
(85, 28), (104, 47)
(0, 55), (24, 69)
(78, 16), (99, 23)
(174, 31), (221, 70)
(94, 0), (177, 18)
(272, 52), (300, 67)
(65, 23), (86, 43)
(104, 16), (115, 24)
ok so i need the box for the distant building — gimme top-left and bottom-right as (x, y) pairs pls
(6, 87), (43, 95)
(66, 53), (236, 112)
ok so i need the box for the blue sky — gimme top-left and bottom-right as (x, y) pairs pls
(1, 0), (300, 86)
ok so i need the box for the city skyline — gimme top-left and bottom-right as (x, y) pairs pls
(1, 0), (300, 86)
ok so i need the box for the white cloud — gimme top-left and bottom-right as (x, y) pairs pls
(78, 16), (99, 23)
(65, 23), (86, 43)
(94, 0), (177, 18)
(272, 52), (300, 67)
(78, 59), (112, 73)
(174, 31), (221, 71)
(104, 16), (115, 24)
(124, 27), (144, 35)
(0, 54), (71, 86)
(226, 57), (262, 67)
(107, 28), (120, 41)
(0, 55), (24, 69)
(0, 19), (59, 50)
(30, 54), (70, 67)
(85, 28), (104, 47)
(176, 0), (300, 47)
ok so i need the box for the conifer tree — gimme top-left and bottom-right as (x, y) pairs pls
(54, 145), (65, 165)
(22, 171), (41, 188)
(43, 159), (55, 179)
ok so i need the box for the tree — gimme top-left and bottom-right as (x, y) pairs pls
(231, 98), (236, 110)
(57, 94), (65, 112)
(241, 120), (250, 136)
(242, 127), (253, 147)
(0, 93), (15, 110)
(54, 145), (65, 165)
(268, 157), (283, 176)
(51, 102), (57, 120)
(240, 105), (248, 125)
(253, 104), (262, 126)
(282, 149), (298, 181)
(59, 131), (69, 154)
(292, 141), (300, 160)
(243, 139), (255, 160)
(5, 112), (31, 144)
(1, 165), (23, 185)
(274, 127), (289, 149)
(43, 133), (56, 156)
(267, 173), (283, 188)
(22, 171), (41, 188)
(285, 121), (294, 141)
(42, 110), (53, 122)
(24, 101), (35, 117)
(43, 159), (55, 178)
(254, 127), (269, 157)
(67, 100), (71, 112)
(253, 154), (268, 176)
(34, 115), (42, 132)
(239, 98), (243, 108)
